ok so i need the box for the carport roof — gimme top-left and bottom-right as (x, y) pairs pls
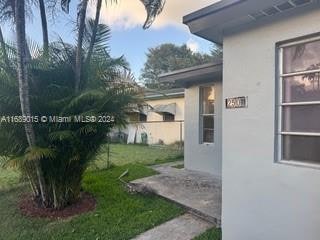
(183, 0), (320, 44)
(158, 61), (222, 88)
(144, 88), (184, 100)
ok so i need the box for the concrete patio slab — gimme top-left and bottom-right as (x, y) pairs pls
(131, 163), (221, 226)
(132, 213), (213, 240)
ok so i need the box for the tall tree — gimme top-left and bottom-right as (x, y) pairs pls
(85, 0), (102, 66)
(15, 0), (46, 204)
(38, 0), (49, 54)
(61, 0), (166, 92)
(74, 0), (89, 92)
(140, 43), (216, 89)
(15, 0), (34, 146)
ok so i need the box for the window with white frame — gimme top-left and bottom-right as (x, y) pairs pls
(200, 86), (215, 144)
(278, 36), (320, 165)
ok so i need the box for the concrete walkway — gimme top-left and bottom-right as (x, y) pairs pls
(131, 162), (221, 226)
(132, 213), (213, 240)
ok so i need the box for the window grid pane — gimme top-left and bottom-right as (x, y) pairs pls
(282, 135), (320, 164)
(283, 39), (320, 74)
(200, 86), (215, 143)
(202, 115), (214, 143)
(279, 37), (320, 164)
(282, 74), (320, 103)
(282, 105), (320, 133)
(201, 87), (215, 114)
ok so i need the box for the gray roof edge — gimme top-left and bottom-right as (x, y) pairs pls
(144, 88), (185, 100)
(183, 0), (247, 24)
(184, 0), (320, 44)
(158, 62), (222, 80)
(144, 92), (184, 100)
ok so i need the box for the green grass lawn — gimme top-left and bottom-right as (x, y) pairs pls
(92, 143), (183, 169)
(193, 228), (222, 240)
(0, 144), (185, 240)
(0, 164), (184, 240)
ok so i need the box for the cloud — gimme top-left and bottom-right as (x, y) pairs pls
(88, 0), (221, 30)
(187, 38), (199, 52)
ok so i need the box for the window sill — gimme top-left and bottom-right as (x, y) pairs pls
(201, 142), (214, 146)
(277, 160), (320, 170)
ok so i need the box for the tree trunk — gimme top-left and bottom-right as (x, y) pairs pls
(15, 0), (35, 146)
(75, 0), (89, 92)
(38, 0), (49, 54)
(15, 0), (46, 204)
(0, 26), (12, 73)
(85, 0), (102, 66)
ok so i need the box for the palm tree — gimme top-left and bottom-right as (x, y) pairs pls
(85, 0), (102, 66)
(15, 0), (47, 204)
(15, 0), (34, 148)
(0, 21), (141, 209)
(38, 0), (49, 54)
(61, 0), (166, 92)
(75, 0), (89, 92)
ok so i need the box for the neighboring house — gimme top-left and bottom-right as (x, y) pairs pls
(160, 0), (320, 239)
(123, 88), (184, 145)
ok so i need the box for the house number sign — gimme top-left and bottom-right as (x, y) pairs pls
(226, 96), (248, 109)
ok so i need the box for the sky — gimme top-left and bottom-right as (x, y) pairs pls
(3, 0), (219, 80)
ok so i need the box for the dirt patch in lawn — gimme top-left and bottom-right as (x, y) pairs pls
(19, 192), (96, 219)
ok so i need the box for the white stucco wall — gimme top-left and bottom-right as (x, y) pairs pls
(124, 97), (185, 145)
(184, 83), (222, 177)
(134, 121), (184, 145)
(222, 9), (320, 240)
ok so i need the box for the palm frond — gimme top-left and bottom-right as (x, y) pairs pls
(0, 0), (15, 23)
(84, 19), (111, 54)
(140, 0), (165, 29)
(61, 0), (71, 13)
(49, 130), (75, 142)
(0, 155), (24, 169)
(25, 147), (56, 162)
(61, 89), (105, 114)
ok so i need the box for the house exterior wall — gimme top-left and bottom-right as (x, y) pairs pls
(184, 83), (222, 177)
(222, 9), (320, 240)
(125, 97), (185, 145)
